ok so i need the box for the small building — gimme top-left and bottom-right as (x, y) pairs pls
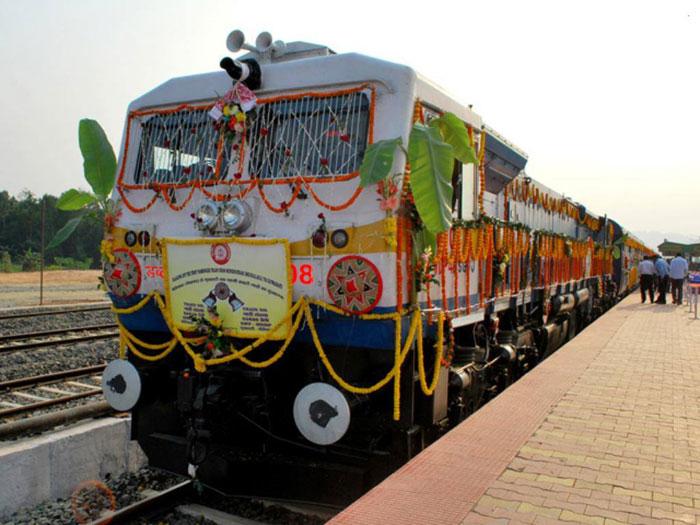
(657, 240), (700, 269)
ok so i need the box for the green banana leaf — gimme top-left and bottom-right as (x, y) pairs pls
(57, 188), (97, 211)
(429, 112), (477, 165)
(408, 124), (454, 234)
(359, 138), (402, 187)
(47, 216), (83, 250)
(79, 119), (116, 200)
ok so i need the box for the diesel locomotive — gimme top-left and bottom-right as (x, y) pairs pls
(100, 30), (654, 504)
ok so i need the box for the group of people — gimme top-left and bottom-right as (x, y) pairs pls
(638, 253), (689, 305)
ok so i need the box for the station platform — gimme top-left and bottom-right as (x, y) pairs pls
(329, 294), (700, 524)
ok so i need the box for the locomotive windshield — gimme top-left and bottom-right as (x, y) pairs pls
(132, 89), (370, 185)
(134, 108), (218, 186)
(247, 90), (370, 179)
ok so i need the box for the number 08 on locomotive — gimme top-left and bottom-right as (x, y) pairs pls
(100, 30), (653, 503)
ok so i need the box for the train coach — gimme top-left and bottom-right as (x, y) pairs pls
(100, 30), (654, 504)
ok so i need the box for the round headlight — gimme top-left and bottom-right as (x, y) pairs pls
(195, 201), (219, 230)
(222, 200), (252, 233)
(330, 229), (349, 249)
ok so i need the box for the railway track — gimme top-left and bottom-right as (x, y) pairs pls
(0, 364), (106, 419)
(0, 303), (111, 321)
(0, 323), (119, 353)
(82, 480), (194, 525)
(80, 480), (337, 525)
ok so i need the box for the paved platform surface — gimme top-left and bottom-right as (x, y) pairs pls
(329, 294), (700, 524)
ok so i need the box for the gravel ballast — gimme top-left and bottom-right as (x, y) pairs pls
(1, 466), (332, 525)
(0, 308), (114, 336)
(0, 338), (117, 383)
(0, 467), (184, 525)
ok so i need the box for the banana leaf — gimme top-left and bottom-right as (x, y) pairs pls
(429, 112), (477, 164)
(79, 119), (116, 200)
(408, 124), (454, 234)
(57, 189), (97, 211)
(359, 138), (402, 187)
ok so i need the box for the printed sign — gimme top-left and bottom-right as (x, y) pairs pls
(162, 237), (291, 340)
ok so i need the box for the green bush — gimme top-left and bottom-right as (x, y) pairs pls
(21, 249), (41, 271)
(0, 251), (12, 272)
(46, 257), (92, 270)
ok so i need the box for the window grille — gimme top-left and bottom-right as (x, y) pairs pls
(134, 108), (219, 186)
(246, 91), (370, 180)
(131, 89), (370, 186)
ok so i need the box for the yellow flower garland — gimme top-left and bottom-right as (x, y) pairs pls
(111, 293), (445, 421)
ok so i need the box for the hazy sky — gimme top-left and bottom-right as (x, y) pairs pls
(1, 0), (698, 241)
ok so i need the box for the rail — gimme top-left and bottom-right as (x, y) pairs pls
(84, 480), (193, 525)
(0, 366), (105, 418)
(0, 325), (119, 353)
(0, 303), (111, 321)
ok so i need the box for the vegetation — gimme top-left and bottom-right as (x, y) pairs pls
(48, 119), (116, 249)
(359, 112), (477, 254)
(0, 190), (103, 272)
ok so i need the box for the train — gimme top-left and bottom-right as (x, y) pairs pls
(99, 30), (654, 504)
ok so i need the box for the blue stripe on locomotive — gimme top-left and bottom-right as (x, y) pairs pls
(110, 293), (441, 351)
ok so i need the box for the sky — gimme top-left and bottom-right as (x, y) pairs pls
(1, 0), (698, 245)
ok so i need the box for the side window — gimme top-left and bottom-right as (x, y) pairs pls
(451, 161), (462, 219)
(460, 162), (475, 219)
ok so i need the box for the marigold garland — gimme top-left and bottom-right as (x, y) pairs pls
(116, 85), (376, 215)
(477, 130), (487, 216)
(112, 293), (444, 421)
(506, 177), (606, 233)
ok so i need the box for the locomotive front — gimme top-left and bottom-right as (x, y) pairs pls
(100, 32), (422, 501)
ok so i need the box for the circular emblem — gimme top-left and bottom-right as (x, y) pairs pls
(293, 382), (351, 445)
(214, 281), (231, 300)
(124, 230), (137, 247)
(211, 243), (231, 265)
(101, 359), (142, 411)
(103, 249), (141, 298)
(326, 255), (383, 315)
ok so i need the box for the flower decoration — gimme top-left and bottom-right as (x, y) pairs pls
(376, 175), (399, 213)
(312, 213), (328, 248)
(209, 82), (257, 143)
(564, 239), (573, 258)
(492, 248), (510, 286)
(103, 202), (122, 234)
(416, 247), (439, 291)
(191, 314), (229, 359)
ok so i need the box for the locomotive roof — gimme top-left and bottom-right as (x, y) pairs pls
(127, 52), (487, 131)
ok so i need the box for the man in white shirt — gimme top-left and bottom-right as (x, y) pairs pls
(654, 256), (670, 304)
(669, 253), (689, 305)
(637, 256), (656, 304)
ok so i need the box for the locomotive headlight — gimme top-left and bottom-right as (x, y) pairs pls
(195, 201), (219, 230)
(222, 199), (252, 233)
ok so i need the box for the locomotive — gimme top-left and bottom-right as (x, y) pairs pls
(100, 30), (654, 504)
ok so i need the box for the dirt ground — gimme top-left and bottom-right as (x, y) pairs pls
(0, 270), (107, 309)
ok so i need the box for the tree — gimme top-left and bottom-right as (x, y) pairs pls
(0, 191), (103, 268)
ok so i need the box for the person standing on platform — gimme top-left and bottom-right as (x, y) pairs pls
(654, 255), (670, 304)
(669, 253), (689, 305)
(638, 255), (656, 303)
